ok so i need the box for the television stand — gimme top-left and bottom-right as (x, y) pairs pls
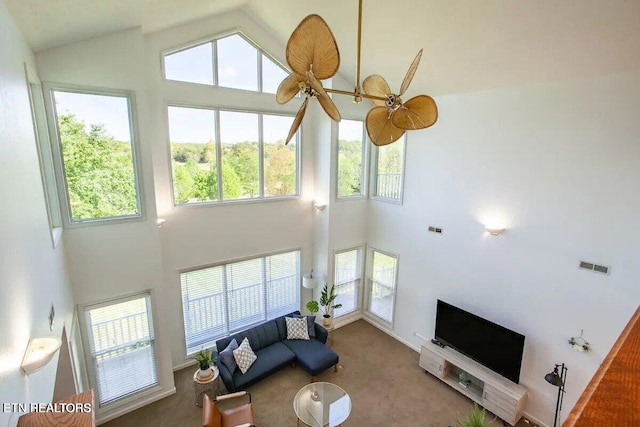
(419, 342), (527, 426)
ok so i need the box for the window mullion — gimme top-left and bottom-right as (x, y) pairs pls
(221, 264), (230, 336)
(212, 40), (218, 86)
(261, 257), (268, 321)
(258, 114), (265, 198)
(257, 50), (263, 92)
(215, 109), (223, 201)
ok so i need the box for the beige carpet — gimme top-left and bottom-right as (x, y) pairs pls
(103, 320), (532, 427)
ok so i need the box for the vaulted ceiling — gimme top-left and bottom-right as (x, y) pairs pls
(6, 0), (640, 96)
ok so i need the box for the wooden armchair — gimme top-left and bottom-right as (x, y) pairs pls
(202, 391), (256, 427)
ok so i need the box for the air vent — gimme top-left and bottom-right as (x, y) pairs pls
(428, 226), (443, 234)
(579, 260), (610, 275)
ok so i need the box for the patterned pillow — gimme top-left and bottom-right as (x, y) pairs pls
(219, 339), (239, 374)
(293, 314), (316, 338)
(233, 338), (257, 374)
(286, 316), (310, 340)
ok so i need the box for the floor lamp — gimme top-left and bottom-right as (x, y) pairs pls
(545, 363), (568, 427)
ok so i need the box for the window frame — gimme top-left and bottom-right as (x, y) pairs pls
(179, 248), (302, 356)
(369, 134), (407, 204)
(335, 119), (368, 200)
(42, 82), (146, 227)
(363, 246), (400, 329)
(80, 291), (160, 409)
(24, 65), (63, 246)
(333, 246), (364, 318)
(161, 30), (289, 94)
(165, 103), (301, 207)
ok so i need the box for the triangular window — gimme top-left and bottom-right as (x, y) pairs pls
(163, 32), (288, 94)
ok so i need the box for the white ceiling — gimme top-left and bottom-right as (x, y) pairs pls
(6, 0), (640, 96)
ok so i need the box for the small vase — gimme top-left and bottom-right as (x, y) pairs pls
(197, 367), (213, 381)
(322, 316), (332, 327)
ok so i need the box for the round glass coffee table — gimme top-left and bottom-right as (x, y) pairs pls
(293, 382), (351, 427)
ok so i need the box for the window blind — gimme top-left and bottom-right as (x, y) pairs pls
(367, 250), (398, 324)
(181, 250), (300, 355)
(334, 248), (361, 317)
(84, 293), (158, 406)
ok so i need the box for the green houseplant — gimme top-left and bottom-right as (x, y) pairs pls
(306, 283), (342, 327)
(193, 348), (214, 381)
(455, 403), (493, 427)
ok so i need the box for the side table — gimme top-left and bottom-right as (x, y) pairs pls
(193, 367), (220, 407)
(325, 325), (335, 347)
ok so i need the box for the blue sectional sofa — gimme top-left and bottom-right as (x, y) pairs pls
(215, 311), (339, 392)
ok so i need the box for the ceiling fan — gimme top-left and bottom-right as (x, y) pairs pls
(276, 0), (438, 146)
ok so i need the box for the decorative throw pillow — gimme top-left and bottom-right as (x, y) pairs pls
(233, 337), (257, 374)
(219, 339), (238, 374)
(286, 316), (310, 340)
(293, 313), (316, 338)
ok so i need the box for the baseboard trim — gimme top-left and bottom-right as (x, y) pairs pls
(96, 387), (176, 425)
(362, 316), (421, 353)
(173, 359), (197, 372)
(522, 411), (549, 427)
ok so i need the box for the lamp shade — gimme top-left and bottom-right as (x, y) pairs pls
(302, 273), (318, 289)
(545, 369), (564, 387)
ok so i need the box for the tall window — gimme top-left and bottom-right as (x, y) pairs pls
(337, 120), (366, 198)
(84, 294), (158, 406)
(164, 32), (288, 94)
(333, 248), (363, 317)
(372, 135), (405, 201)
(26, 68), (62, 245)
(168, 106), (298, 204)
(365, 248), (399, 326)
(180, 250), (300, 355)
(48, 87), (142, 224)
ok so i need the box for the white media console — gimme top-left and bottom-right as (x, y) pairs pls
(419, 342), (528, 426)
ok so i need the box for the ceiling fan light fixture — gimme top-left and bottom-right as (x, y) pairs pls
(277, 0), (438, 146)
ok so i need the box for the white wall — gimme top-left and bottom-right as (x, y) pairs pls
(0, 1), (75, 426)
(35, 27), (175, 424)
(366, 71), (640, 425)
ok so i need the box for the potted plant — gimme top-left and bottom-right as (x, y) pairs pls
(306, 283), (342, 327)
(455, 403), (493, 427)
(193, 348), (214, 381)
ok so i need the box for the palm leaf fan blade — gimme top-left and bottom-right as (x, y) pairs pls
(366, 106), (405, 146)
(399, 49), (423, 96)
(286, 14), (340, 80)
(307, 71), (341, 121)
(391, 95), (438, 130)
(362, 75), (391, 107)
(276, 73), (305, 105)
(285, 98), (308, 145)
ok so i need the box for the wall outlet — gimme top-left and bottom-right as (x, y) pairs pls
(428, 226), (443, 234)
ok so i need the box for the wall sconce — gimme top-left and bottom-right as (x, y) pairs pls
(156, 218), (166, 227)
(302, 270), (319, 289)
(485, 225), (505, 236)
(21, 337), (62, 375)
(313, 202), (326, 211)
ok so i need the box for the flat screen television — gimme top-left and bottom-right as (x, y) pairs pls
(435, 300), (525, 384)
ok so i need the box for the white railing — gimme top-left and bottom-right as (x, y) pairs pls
(334, 279), (359, 317)
(183, 274), (298, 350)
(376, 173), (402, 199)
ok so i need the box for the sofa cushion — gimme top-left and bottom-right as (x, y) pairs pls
(232, 342), (296, 389)
(283, 338), (339, 375)
(293, 314), (316, 338)
(285, 317), (310, 340)
(233, 338), (257, 374)
(219, 338), (239, 374)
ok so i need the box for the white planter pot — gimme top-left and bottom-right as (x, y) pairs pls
(196, 367), (214, 381)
